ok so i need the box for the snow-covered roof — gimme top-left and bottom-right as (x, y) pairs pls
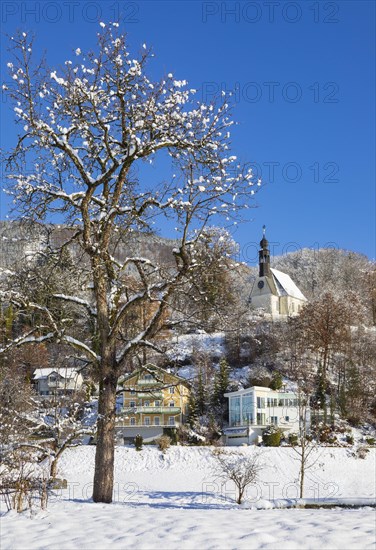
(270, 268), (307, 301)
(121, 363), (190, 386)
(33, 367), (80, 380)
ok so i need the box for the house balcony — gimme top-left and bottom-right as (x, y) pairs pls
(47, 381), (67, 389)
(136, 392), (163, 399)
(229, 419), (294, 428)
(119, 406), (181, 415)
(230, 420), (263, 428)
(136, 379), (161, 386)
(115, 419), (180, 428)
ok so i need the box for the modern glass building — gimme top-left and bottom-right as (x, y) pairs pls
(224, 386), (306, 445)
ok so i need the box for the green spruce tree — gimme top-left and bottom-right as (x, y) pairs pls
(211, 358), (230, 423)
(187, 392), (199, 428)
(196, 370), (207, 417)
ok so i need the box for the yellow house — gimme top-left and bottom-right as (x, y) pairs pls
(116, 364), (190, 443)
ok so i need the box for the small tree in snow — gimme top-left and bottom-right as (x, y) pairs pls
(290, 391), (319, 498)
(0, 367), (50, 512)
(212, 449), (261, 505)
(35, 392), (95, 478)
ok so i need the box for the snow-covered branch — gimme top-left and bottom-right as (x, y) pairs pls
(53, 294), (97, 317)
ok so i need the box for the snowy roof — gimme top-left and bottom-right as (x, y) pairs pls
(33, 367), (80, 380)
(270, 268), (307, 301)
(121, 363), (190, 386)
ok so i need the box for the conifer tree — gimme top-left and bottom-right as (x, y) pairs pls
(186, 392), (199, 428)
(196, 370), (207, 417)
(211, 358), (230, 423)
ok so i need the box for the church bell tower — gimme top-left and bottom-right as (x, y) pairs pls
(259, 225), (271, 277)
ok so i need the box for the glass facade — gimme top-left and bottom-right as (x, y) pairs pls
(242, 394), (253, 424)
(229, 394), (254, 426)
(228, 390), (299, 428)
(229, 396), (241, 426)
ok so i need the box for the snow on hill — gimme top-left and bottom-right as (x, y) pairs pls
(168, 331), (226, 365)
(1, 446), (375, 549)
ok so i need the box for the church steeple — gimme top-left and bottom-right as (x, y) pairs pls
(259, 225), (271, 277)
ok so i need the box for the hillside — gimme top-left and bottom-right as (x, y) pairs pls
(1, 221), (374, 319)
(0, 221), (178, 272)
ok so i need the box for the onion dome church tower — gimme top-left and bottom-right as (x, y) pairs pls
(249, 226), (307, 318)
(259, 225), (271, 277)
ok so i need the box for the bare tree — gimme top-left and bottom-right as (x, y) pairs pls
(2, 25), (258, 502)
(290, 390), (321, 498)
(282, 328), (321, 499)
(294, 292), (360, 383)
(212, 448), (261, 504)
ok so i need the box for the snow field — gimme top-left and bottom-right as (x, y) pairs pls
(1, 445), (375, 549)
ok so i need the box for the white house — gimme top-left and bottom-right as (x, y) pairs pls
(249, 228), (307, 318)
(224, 386), (308, 446)
(33, 367), (84, 396)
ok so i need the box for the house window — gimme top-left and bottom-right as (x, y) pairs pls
(229, 396), (241, 426)
(257, 397), (265, 409)
(169, 401), (175, 407)
(155, 401), (160, 407)
(130, 401), (136, 408)
(130, 389), (135, 395)
(130, 417), (136, 426)
(144, 417), (150, 425)
(271, 416), (278, 425)
(168, 416), (175, 426)
(169, 387), (175, 394)
(285, 416), (290, 422)
(144, 401), (150, 407)
(257, 413), (266, 425)
(242, 395), (253, 424)
(144, 374), (152, 381)
(154, 417), (160, 426)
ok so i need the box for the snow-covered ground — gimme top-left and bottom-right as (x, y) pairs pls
(1, 446), (375, 549)
(168, 331), (226, 366)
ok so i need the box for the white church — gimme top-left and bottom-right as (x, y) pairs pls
(249, 228), (307, 318)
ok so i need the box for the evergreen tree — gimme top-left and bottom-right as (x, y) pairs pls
(211, 358), (230, 424)
(313, 362), (327, 423)
(196, 370), (207, 417)
(270, 371), (283, 390)
(187, 392), (199, 428)
(4, 305), (14, 341)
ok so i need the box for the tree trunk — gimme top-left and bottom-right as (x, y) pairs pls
(300, 446), (305, 498)
(50, 458), (58, 479)
(92, 373), (118, 503)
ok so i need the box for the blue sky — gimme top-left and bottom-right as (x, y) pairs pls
(1, 0), (375, 264)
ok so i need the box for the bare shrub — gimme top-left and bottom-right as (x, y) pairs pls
(156, 435), (171, 454)
(212, 449), (261, 504)
(0, 449), (49, 513)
